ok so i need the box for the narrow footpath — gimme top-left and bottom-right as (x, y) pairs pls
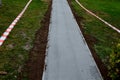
(43, 0), (103, 80)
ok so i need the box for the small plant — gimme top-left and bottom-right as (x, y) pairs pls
(108, 44), (120, 80)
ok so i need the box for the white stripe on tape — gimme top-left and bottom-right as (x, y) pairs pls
(7, 29), (11, 32)
(0, 43), (2, 46)
(3, 32), (9, 36)
(0, 36), (6, 40)
(9, 25), (14, 28)
(14, 20), (18, 23)
(16, 17), (19, 20)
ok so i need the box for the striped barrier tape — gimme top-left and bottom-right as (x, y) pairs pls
(0, 0), (32, 46)
(75, 0), (120, 33)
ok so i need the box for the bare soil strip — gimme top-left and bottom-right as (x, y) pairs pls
(67, 0), (111, 80)
(25, 1), (52, 80)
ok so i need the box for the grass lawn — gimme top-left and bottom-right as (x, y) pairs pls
(77, 0), (120, 29)
(0, 0), (49, 79)
(71, 0), (120, 79)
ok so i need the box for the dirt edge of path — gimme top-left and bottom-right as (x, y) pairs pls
(22, 1), (52, 80)
(67, 0), (111, 80)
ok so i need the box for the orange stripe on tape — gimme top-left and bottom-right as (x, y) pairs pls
(0, 40), (4, 42)
(2, 34), (7, 37)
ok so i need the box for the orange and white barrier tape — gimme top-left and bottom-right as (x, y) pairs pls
(75, 0), (120, 33)
(0, 0), (32, 46)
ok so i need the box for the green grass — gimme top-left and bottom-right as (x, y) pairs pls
(71, 0), (120, 65)
(78, 0), (120, 29)
(0, 0), (48, 79)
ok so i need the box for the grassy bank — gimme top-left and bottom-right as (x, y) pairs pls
(0, 0), (49, 79)
(70, 0), (120, 79)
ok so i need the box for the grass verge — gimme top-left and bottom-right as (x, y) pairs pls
(0, 0), (49, 79)
(69, 0), (120, 79)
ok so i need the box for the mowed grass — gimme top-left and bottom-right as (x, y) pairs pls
(78, 0), (120, 29)
(71, 0), (120, 65)
(0, 0), (48, 79)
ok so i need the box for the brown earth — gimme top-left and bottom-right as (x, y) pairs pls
(67, 0), (111, 80)
(25, 0), (52, 80)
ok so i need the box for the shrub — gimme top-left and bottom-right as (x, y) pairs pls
(108, 44), (120, 80)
